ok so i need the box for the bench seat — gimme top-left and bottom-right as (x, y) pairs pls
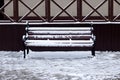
(25, 40), (94, 47)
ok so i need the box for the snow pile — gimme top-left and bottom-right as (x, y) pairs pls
(0, 51), (120, 80)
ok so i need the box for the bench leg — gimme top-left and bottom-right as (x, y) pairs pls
(91, 49), (95, 56)
(23, 46), (26, 58)
(23, 46), (29, 58)
(23, 42), (26, 58)
(91, 45), (95, 56)
(23, 50), (26, 58)
(27, 47), (29, 54)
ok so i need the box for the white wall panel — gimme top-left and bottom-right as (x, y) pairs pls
(4, 0), (120, 18)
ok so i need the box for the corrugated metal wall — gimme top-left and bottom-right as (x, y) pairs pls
(0, 24), (120, 51)
(0, 0), (4, 20)
(94, 24), (120, 51)
(0, 25), (25, 50)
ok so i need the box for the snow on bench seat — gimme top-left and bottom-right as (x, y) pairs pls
(25, 40), (94, 47)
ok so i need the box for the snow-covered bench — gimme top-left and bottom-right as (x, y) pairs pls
(22, 23), (96, 58)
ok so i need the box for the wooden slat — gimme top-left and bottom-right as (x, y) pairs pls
(45, 0), (50, 21)
(27, 27), (92, 31)
(27, 35), (92, 40)
(13, 0), (19, 22)
(25, 40), (94, 47)
(77, 0), (82, 21)
(28, 31), (91, 35)
(108, 0), (113, 21)
(26, 43), (93, 47)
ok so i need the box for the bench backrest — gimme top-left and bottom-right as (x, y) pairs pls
(26, 27), (94, 41)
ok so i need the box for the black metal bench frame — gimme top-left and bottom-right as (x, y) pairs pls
(22, 22), (96, 58)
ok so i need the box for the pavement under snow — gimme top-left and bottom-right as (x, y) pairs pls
(0, 51), (120, 80)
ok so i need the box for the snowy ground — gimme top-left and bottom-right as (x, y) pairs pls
(0, 51), (120, 80)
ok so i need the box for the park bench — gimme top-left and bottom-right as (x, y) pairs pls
(22, 22), (96, 58)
